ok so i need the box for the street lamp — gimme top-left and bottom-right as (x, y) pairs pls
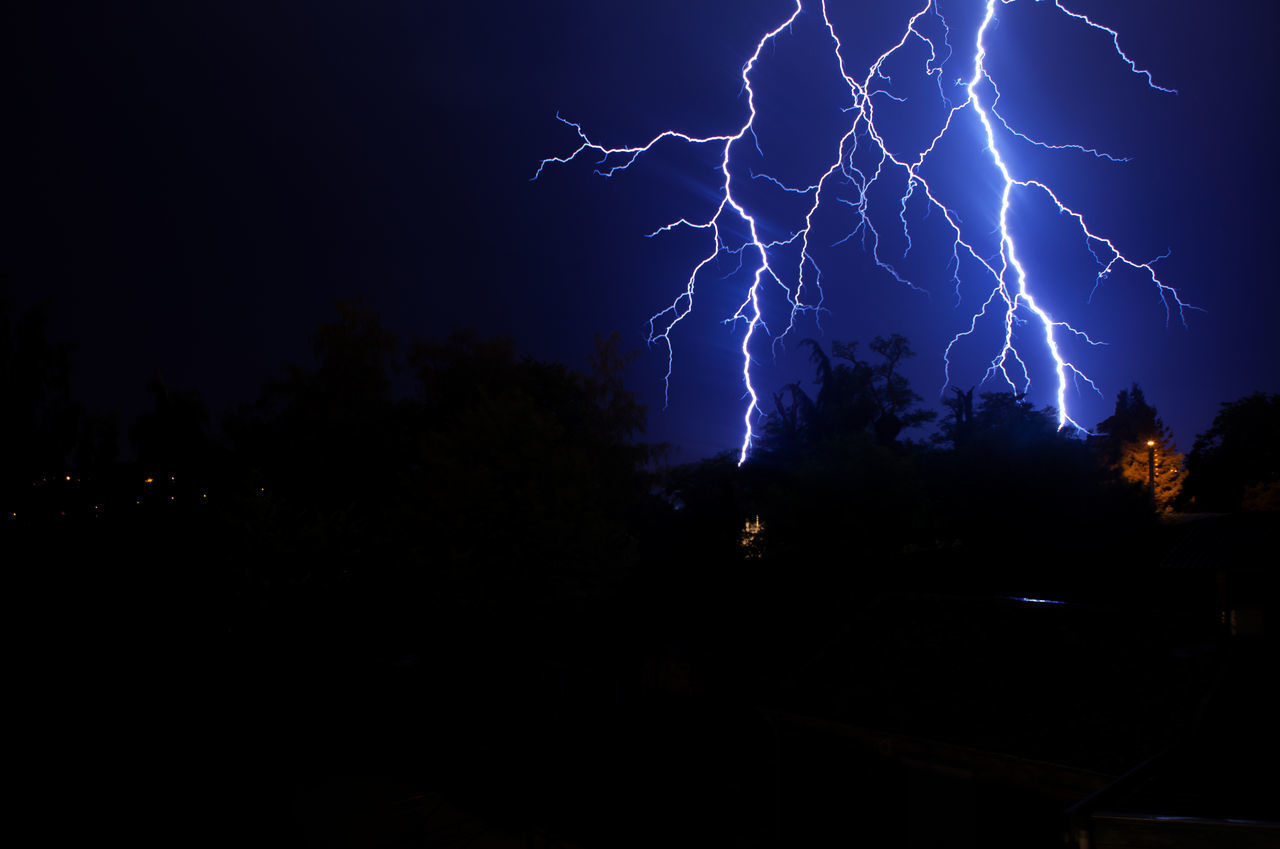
(1147, 440), (1156, 498)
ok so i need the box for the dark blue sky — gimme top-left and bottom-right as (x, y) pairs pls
(11, 1), (1279, 461)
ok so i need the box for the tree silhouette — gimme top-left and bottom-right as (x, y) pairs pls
(1, 294), (122, 520)
(407, 330), (655, 594)
(937, 386), (976, 449)
(1, 295), (78, 485)
(227, 298), (405, 509)
(1182, 392), (1280, 512)
(863, 334), (937, 444)
(931, 389), (1061, 451)
(762, 334), (934, 456)
(936, 385), (1080, 452)
(130, 375), (215, 482)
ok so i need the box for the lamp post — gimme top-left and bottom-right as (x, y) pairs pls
(1147, 440), (1156, 501)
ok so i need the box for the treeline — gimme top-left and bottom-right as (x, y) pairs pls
(3, 298), (665, 658)
(3, 297), (1277, 635)
(645, 339), (1276, 649)
(666, 336), (1150, 600)
(10, 296), (1274, 848)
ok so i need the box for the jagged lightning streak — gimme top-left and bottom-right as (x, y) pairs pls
(535, 0), (1192, 464)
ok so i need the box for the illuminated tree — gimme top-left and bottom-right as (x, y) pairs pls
(1095, 384), (1183, 512)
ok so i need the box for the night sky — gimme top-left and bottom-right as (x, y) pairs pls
(11, 1), (1280, 462)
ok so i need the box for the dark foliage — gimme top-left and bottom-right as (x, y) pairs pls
(673, 373), (1154, 603)
(5, 302), (1260, 848)
(1, 295), (79, 486)
(216, 303), (660, 658)
(1182, 392), (1280, 512)
(762, 334), (935, 458)
(1, 293), (120, 517)
(925, 391), (1155, 567)
(131, 376), (217, 481)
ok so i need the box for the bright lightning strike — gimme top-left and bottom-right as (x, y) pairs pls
(535, 0), (1193, 465)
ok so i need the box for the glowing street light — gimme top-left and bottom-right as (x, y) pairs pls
(1147, 440), (1156, 497)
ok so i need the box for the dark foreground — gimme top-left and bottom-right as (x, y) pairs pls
(15, 513), (1279, 847)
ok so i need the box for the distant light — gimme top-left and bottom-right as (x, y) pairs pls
(740, 515), (765, 558)
(1147, 440), (1155, 446)
(144, 477), (154, 485)
(1006, 596), (1067, 605)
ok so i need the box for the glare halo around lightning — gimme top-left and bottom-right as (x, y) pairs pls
(535, 0), (1191, 465)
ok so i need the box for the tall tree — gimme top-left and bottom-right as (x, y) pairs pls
(762, 334), (934, 455)
(222, 307), (659, 657)
(228, 298), (404, 503)
(965, 390), (1061, 447)
(936, 386), (976, 449)
(0, 295), (78, 483)
(923, 389), (1156, 564)
(935, 386), (1070, 450)
(130, 375), (213, 480)
(1182, 392), (1280, 512)
(396, 327), (662, 653)
(1095, 383), (1184, 512)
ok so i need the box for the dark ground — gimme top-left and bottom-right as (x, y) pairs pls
(12, 512), (1277, 847)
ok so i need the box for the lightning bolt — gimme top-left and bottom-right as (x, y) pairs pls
(535, 0), (1193, 465)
